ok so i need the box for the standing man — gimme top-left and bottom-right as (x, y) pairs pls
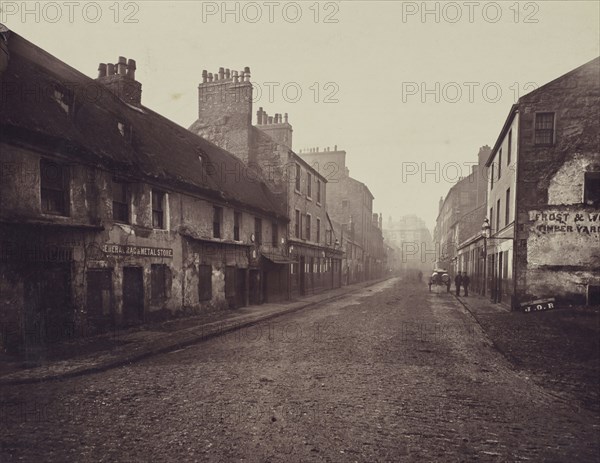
(454, 271), (462, 296)
(462, 273), (470, 297)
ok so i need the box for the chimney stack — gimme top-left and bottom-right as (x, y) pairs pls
(96, 56), (142, 105)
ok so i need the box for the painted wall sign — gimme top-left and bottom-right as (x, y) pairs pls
(529, 211), (600, 234)
(0, 242), (73, 262)
(102, 244), (173, 258)
(520, 298), (556, 313)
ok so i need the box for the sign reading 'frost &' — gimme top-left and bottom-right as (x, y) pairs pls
(530, 211), (600, 235)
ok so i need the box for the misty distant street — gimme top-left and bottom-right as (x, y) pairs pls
(2, 279), (597, 462)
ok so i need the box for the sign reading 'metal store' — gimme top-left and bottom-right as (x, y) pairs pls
(102, 244), (174, 258)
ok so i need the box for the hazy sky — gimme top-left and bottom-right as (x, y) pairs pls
(4, 1), (599, 231)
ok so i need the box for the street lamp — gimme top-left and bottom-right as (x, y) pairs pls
(481, 218), (491, 296)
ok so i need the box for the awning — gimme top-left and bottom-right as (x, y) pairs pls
(261, 252), (296, 264)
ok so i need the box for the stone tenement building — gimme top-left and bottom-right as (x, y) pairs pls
(384, 215), (434, 277)
(188, 68), (344, 297)
(485, 57), (600, 308)
(0, 30), (289, 351)
(433, 145), (490, 282)
(298, 146), (386, 283)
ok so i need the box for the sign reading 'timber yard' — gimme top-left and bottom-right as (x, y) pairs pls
(102, 244), (174, 258)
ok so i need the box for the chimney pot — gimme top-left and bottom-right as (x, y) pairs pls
(233, 70), (239, 82)
(208, 72), (213, 82)
(239, 69), (245, 82)
(219, 67), (225, 80)
(225, 68), (231, 79)
(98, 63), (107, 78)
(284, 113), (288, 123)
(334, 144), (337, 151)
(202, 70), (208, 83)
(268, 116), (273, 124)
(117, 56), (127, 75)
(107, 63), (115, 75)
(126, 58), (136, 80)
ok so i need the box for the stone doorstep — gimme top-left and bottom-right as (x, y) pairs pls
(0, 278), (387, 385)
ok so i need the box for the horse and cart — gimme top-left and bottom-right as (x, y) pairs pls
(428, 269), (451, 292)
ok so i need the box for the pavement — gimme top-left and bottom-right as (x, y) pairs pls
(454, 289), (600, 413)
(0, 278), (388, 386)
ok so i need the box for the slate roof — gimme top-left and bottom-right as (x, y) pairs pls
(0, 30), (287, 220)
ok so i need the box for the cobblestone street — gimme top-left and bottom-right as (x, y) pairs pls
(1, 278), (598, 462)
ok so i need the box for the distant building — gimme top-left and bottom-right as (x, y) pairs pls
(298, 146), (386, 282)
(0, 31), (288, 351)
(188, 69), (343, 297)
(384, 215), (434, 277)
(486, 57), (600, 308)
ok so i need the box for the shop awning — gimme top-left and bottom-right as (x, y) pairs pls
(261, 252), (296, 264)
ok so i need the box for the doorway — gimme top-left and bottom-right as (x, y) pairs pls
(299, 256), (306, 295)
(86, 269), (114, 332)
(123, 267), (144, 325)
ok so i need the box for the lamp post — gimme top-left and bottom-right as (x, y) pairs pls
(481, 218), (491, 297)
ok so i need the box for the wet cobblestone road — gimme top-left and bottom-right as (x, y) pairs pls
(1, 279), (598, 462)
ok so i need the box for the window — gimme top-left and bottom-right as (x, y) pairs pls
(490, 207), (494, 233)
(295, 164), (301, 192)
(498, 149), (502, 180)
(152, 190), (165, 229)
(234, 211), (241, 241)
(198, 264), (212, 301)
(310, 257), (314, 273)
(584, 172), (600, 206)
(307, 172), (312, 198)
(316, 218), (321, 243)
(40, 159), (69, 216)
(305, 214), (311, 241)
(295, 209), (301, 238)
(316, 179), (321, 204)
(112, 179), (129, 223)
(534, 112), (555, 145)
(213, 206), (223, 238)
(272, 222), (279, 247)
(507, 129), (512, 165)
(496, 199), (501, 231)
(490, 163), (494, 190)
(151, 264), (170, 302)
(52, 85), (74, 115)
(254, 218), (262, 245)
(505, 188), (511, 225)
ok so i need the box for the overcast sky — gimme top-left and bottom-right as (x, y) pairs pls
(4, 1), (599, 231)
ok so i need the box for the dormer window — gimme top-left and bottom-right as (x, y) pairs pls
(117, 121), (132, 141)
(52, 85), (74, 115)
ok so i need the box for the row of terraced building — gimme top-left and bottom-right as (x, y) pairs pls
(0, 28), (386, 351)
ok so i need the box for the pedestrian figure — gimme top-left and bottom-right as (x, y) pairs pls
(462, 274), (470, 296)
(454, 271), (462, 296)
